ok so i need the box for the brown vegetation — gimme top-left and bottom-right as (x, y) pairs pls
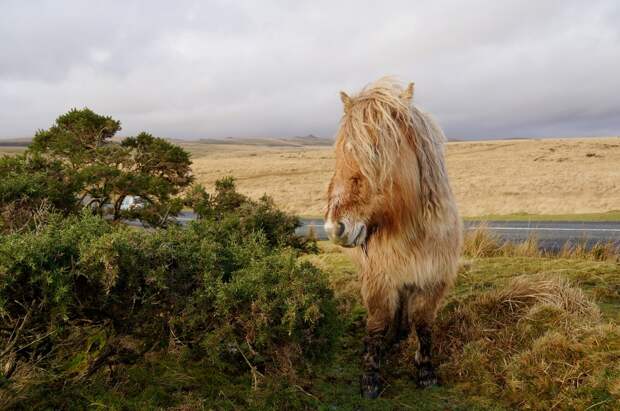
(433, 274), (619, 410)
(463, 224), (620, 261)
(4, 136), (618, 218)
(184, 136), (620, 217)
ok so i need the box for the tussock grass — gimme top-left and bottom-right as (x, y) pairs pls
(434, 274), (619, 410)
(464, 225), (620, 261)
(462, 223), (504, 258)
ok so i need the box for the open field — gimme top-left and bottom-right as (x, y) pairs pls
(186, 137), (620, 218)
(3, 136), (619, 219)
(0, 146), (25, 155)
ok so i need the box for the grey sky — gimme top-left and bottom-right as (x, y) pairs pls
(1, 0), (619, 140)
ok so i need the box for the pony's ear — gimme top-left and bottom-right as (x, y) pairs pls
(340, 91), (352, 113)
(400, 82), (415, 102)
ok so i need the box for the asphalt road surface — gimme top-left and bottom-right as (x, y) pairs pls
(295, 218), (620, 252)
(131, 212), (620, 251)
(172, 212), (620, 251)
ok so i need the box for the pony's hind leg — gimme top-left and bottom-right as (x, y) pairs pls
(359, 278), (399, 399)
(407, 281), (449, 388)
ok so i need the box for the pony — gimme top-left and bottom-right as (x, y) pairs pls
(325, 77), (462, 398)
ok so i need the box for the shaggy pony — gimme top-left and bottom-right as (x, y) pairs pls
(325, 78), (462, 398)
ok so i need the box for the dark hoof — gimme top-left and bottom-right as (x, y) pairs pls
(360, 372), (382, 399)
(416, 363), (437, 388)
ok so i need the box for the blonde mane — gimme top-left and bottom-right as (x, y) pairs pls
(337, 77), (450, 220)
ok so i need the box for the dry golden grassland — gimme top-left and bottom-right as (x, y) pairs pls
(0, 146), (26, 155)
(187, 137), (620, 217)
(2, 136), (618, 218)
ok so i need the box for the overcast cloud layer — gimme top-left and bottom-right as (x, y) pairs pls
(1, 0), (619, 140)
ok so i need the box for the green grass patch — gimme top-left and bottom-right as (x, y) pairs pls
(298, 244), (620, 410)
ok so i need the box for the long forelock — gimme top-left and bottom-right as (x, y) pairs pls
(336, 77), (449, 221)
(338, 78), (412, 189)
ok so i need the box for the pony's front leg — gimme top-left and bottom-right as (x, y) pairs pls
(413, 320), (437, 388)
(408, 283), (449, 388)
(360, 328), (385, 399)
(360, 281), (399, 399)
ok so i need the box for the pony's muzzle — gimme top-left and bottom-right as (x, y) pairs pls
(325, 219), (367, 247)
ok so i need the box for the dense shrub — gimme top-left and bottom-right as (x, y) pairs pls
(0, 154), (79, 232)
(185, 177), (317, 252)
(0, 212), (337, 407)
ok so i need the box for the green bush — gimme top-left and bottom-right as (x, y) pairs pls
(0, 212), (337, 408)
(0, 211), (112, 319)
(0, 108), (193, 230)
(185, 177), (317, 252)
(0, 153), (80, 231)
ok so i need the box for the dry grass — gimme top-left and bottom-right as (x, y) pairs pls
(437, 276), (620, 410)
(188, 143), (333, 217)
(463, 225), (620, 261)
(0, 146), (26, 155)
(434, 274), (619, 410)
(447, 137), (620, 217)
(184, 137), (620, 217)
(4, 136), (619, 218)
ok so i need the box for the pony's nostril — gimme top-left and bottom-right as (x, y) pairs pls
(336, 222), (345, 237)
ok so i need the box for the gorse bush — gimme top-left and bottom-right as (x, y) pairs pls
(0, 154), (79, 232)
(185, 177), (317, 252)
(0, 211), (337, 408)
(0, 212), (112, 320)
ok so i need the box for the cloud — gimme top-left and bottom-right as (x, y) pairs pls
(1, 0), (619, 140)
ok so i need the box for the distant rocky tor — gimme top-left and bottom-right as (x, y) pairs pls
(194, 134), (333, 147)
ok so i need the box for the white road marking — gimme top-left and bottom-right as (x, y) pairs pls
(473, 226), (620, 233)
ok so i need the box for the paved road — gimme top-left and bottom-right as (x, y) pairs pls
(174, 212), (620, 251)
(134, 212), (620, 251)
(295, 218), (620, 252)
